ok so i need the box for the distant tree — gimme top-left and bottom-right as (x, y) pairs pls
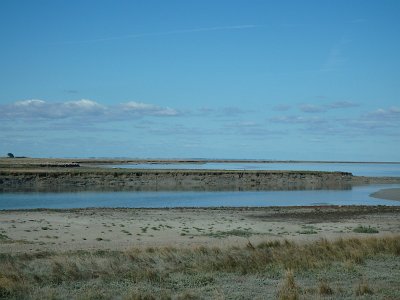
(7, 153), (14, 158)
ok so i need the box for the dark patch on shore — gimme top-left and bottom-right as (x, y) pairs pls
(249, 205), (400, 223)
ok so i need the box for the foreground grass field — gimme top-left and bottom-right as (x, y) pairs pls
(0, 236), (399, 299)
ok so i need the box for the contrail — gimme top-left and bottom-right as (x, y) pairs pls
(55, 25), (258, 45)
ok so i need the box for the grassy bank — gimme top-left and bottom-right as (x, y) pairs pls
(1, 236), (399, 299)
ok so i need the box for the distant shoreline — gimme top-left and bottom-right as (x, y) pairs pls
(1, 157), (400, 166)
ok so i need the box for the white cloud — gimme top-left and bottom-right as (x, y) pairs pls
(195, 106), (250, 117)
(64, 99), (105, 111)
(272, 104), (291, 111)
(340, 106), (400, 132)
(271, 115), (326, 124)
(298, 101), (359, 113)
(365, 106), (400, 120)
(14, 99), (46, 106)
(223, 121), (280, 136)
(121, 101), (179, 116)
(273, 105), (400, 137)
(299, 104), (326, 113)
(327, 101), (359, 109)
(0, 99), (179, 121)
(4, 99), (58, 119)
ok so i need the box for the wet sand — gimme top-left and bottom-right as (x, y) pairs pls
(1, 206), (399, 253)
(370, 188), (400, 201)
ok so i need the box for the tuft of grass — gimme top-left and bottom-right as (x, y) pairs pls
(124, 288), (174, 300)
(297, 225), (318, 234)
(353, 225), (379, 234)
(0, 233), (10, 241)
(355, 280), (374, 296)
(297, 229), (317, 234)
(0, 275), (19, 298)
(318, 280), (334, 295)
(204, 229), (254, 238)
(277, 269), (300, 300)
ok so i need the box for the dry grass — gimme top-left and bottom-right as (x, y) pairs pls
(318, 280), (334, 296)
(0, 236), (399, 299)
(355, 280), (374, 296)
(277, 269), (300, 300)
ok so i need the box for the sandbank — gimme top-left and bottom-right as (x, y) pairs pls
(370, 188), (400, 201)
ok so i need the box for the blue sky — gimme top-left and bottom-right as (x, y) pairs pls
(1, 0), (399, 161)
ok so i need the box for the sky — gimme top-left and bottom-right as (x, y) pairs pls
(0, 0), (399, 161)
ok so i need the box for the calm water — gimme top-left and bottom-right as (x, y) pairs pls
(107, 162), (400, 177)
(1, 184), (399, 210)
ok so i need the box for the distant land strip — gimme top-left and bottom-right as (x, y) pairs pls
(1, 158), (399, 193)
(1, 157), (400, 167)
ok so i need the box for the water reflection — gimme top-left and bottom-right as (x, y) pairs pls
(0, 182), (352, 193)
(1, 184), (399, 210)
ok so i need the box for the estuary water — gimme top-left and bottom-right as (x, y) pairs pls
(106, 162), (400, 177)
(1, 184), (399, 210)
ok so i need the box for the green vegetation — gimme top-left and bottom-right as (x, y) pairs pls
(0, 236), (399, 299)
(204, 229), (254, 238)
(353, 225), (379, 234)
(0, 233), (10, 241)
(297, 225), (319, 235)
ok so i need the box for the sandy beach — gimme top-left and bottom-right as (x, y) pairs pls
(1, 206), (399, 253)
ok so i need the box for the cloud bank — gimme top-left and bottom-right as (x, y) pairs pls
(270, 105), (400, 136)
(0, 99), (180, 121)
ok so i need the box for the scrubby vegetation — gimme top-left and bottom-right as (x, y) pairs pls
(0, 236), (399, 299)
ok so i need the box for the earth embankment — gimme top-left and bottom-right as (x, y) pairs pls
(0, 168), (354, 192)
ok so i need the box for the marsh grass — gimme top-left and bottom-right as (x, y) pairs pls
(0, 236), (398, 299)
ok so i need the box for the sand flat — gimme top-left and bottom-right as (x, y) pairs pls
(1, 206), (399, 253)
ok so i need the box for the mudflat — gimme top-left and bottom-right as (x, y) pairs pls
(1, 206), (399, 253)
